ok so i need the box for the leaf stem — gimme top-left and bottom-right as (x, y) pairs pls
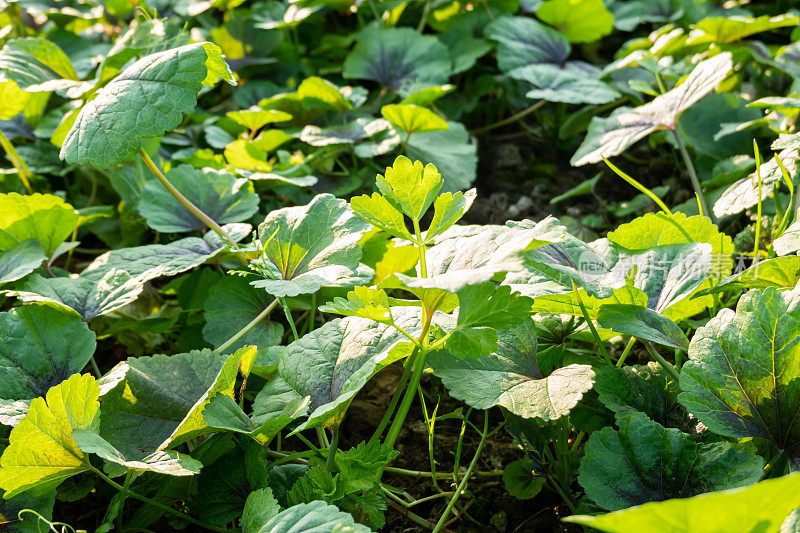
(279, 297), (300, 341)
(218, 298), (279, 353)
(672, 130), (714, 223)
(326, 428), (339, 470)
(413, 218), (428, 278)
(431, 410), (489, 533)
(90, 467), (226, 532)
(139, 148), (247, 265)
(644, 341), (680, 381)
(384, 348), (427, 447)
(753, 140), (763, 259)
(616, 336), (637, 367)
(471, 101), (545, 134)
(116, 470), (134, 530)
(0, 129), (33, 193)
(370, 349), (418, 443)
(571, 281), (611, 364)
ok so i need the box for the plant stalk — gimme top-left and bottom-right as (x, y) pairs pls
(644, 341), (680, 381)
(616, 336), (637, 367)
(370, 350), (418, 443)
(384, 349), (427, 447)
(218, 298), (279, 353)
(672, 130), (714, 223)
(472, 101), (545, 134)
(0, 129), (33, 193)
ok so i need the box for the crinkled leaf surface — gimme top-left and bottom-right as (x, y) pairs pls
(139, 165), (259, 233)
(203, 275), (283, 352)
(679, 287), (800, 457)
(578, 412), (764, 511)
(0, 305), (95, 425)
(566, 473), (800, 533)
(343, 27), (451, 92)
(250, 194), (371, 297)
(0, 374), (99, 498)
(774, 220), (800, 256)
(536, 0), (614, 44)
(258, 500), (371, 533)
(0, 239), (46, 285)
(571, 53), (733, 166)
(60, 43), (234, 167)
(242, 488), (280, 533)
(254, 309), (421, 431)
(0, 193), (78, 257)
(711, 256), (800, 293)
(484, 16), (570, 71)
(597, 305), (688, 350)
(430, 320), (594, 420)
(510, 63), (620, 104)
(98, 349), (239, 460)
(376, 155), (442, 221)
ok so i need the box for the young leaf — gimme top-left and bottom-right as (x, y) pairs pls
(350, 193), (413, 241)
(250, 194), (371, 297)
(430, 320), (594, 420)
(0, 373), (100, 498)
(0, 193), (78, 257)
(597, 304), (689, 350)
(321, 286), (394, 325)
(332, 441), (399, 493)
(0, 305), (96, 426)
(425, 189), (476, 243)
(503, 458), (546, 500)
(688, 14), (798, 45)
(0, 79), (30, 119)
(536, 0), (614, 43)
(572, 53), (733, 166)
(679, 287), (800, 457)
(139, 165), (259, 233)
(60, 43), (235, 167)
(578, 412), (764, 511)
(380, 104), (449, 134)
(565, 473), (800, 533)
(296, 76), (352, 112)
(227, 108), (293, 130)
(376, 156), (442, 222)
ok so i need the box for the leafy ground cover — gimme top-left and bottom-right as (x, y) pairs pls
(3, 1), (800, 532)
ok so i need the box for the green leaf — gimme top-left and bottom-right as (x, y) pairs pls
(430, 320), (594, 420)
(689, 14), (798, 45)
(0, 193), (78, 257)
(503, 458), (546, 500)
(679, 287), (800, 456)
(203, 275), (283, 352)
(194, 444), (265, 526)
(510, 63), (620, 105)
(571, 53), (733, 166)
(71, 430), (201, 476)
(227, 108), (293, 130)
(98, 349), (240, 459)
(242, 488), (280, 533)
(597, 305), (689, 350)
(60, 43), (235, 167)
(445, 283), (534, 357)
(536, 0), (614, 43)
(0, 305), (95, 425)
(0, 240), (46, 285)
(225, 139), (273, 171)
(333, 441), (399, 493)
(321, 286), (394, 325)
(343, 27), (451, 92)
(565, 473), (800, 533)
(350, 193), (413, 241)
(710, 256), (800, 293)
(296, 76), (351, 113)
(484, 16), (570, 71)
(257, 500), (372, 533)
(775, 221), (800, 256)
(0, 38), (83, 93)
(254, 310), (421, 431)
(406, 122), (477, 191)
(250, 194), (371, 297)
(0, 374), (99, 498)
(380, 105), (448, 134)
(594, 363), (688, 430)
(425, 190), (476, 242)
(300, 118), (390, 147)
(202, 392), (308, 445)
(578, 412), (764, 511)
(139, 165), (259, 233)
(376, 155), (442, 221)
(0, 79), (30, 120)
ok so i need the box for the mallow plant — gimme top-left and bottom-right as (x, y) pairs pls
(3, 38), (800, 533)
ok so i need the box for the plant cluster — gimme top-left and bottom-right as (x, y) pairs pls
(3, 0), (800, 532)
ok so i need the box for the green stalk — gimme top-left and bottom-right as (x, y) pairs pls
(413, 218), (428, 278)
(139, 148), (247, 265)
(90, 467), (226, 532)
(672, 130), (714, 223)
(753, 140), (763, 260)
(417, 386), (442, 492)
(218, 298), (279, 353)
(431, 411), (489, 533)
(370, 349), (418, 444)
(326, 428), (339, 470)
(644, 341), (680, 381)
(616, 337), (637, 367)
(279, 296), (300, 341)
(572, 281), (611, 364)
(0, 129), (33, 193)
(603, 157), (671, 215)
(116, 470), (135, 530)
(384, 349), (427, 447)
(471, 100), (545, 134)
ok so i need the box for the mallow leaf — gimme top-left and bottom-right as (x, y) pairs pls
(60, 43), (235, 167)
(380, 105), (448, 134)
(0, 193), (78, 257)
(572, 53), (733, 166)
(254, 309), (421, 431)
(375, 155), (442, 221)
(203, 392), (309, 445)
(0, 38), (83, 93)
(578, 412), (764, 511)
(139, 165), (259, 233)
(321, 286), (394, 325)
(565, 473), (800, 533)
(0, 239), (46, 285)
(679, 286), (800, 458)
(509, 63), (620, 105)
(406, 122), (477, 192)
(343, 27), (451, 92)
(0, 305), (95, 426)
(597, 305), (689, 350)
(709, 256), (800, 293)
(535, 0), (614, 44)
(98, 348), (240, 460)
(242, 488), (280, 533)
(257, 500), (371, 533)
(484, 16), (570, 71)
(0, 374), (99, 498)
(71, 430), (202, 477)
(688, 14), (799, 45)
(250, 194), (371, 297)
(429, 320), (594, 420)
